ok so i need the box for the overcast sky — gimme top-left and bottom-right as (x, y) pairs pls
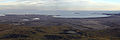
(0, 0), (120, 11)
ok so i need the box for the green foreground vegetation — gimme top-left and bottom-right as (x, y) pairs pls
(0, 24), (119, 40)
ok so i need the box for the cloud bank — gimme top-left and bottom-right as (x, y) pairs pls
(0, 0), (120, 10)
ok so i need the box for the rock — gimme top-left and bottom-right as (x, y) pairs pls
(77, 32), (84, 35)
(60, 30), (77, 34)
(30, 31), (36, 34)
(67, 35), (81, 39)
(0, 34), (29, 39)
(35, 29), (45, 33)
(44, 35), (63, 40)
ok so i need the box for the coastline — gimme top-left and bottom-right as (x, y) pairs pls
(0, 14), (120, 40)
(0, 14), (119, 30)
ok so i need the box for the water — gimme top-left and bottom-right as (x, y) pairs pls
(1, 11), (120, 18)
(52, 11), (111, 18)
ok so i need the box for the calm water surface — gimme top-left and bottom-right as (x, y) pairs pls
(1, 11), (120, 18)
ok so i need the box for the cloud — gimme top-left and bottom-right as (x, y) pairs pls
(0, 0), (120, 10)
(0, 0), (6, 1)
(0, 0), (58, 10)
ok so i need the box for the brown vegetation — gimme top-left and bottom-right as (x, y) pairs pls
(0, 24), (119, 40)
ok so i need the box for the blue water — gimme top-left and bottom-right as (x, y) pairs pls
(1, 11), (120, 18)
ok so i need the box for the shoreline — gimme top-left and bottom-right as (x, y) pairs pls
(0, 13), (113, 19)
(0, 14), (119, 30)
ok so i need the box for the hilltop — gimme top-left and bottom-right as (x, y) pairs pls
(0, 14), (119, 40)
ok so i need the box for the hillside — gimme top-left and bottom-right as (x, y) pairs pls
(0, 15), (119, 40)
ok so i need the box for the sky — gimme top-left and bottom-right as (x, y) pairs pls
(0, 0), (120, 11)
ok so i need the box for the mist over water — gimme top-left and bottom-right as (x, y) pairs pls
(0, 10), (120, 18)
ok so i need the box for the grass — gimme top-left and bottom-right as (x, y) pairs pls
(0, 24), (119, 40)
